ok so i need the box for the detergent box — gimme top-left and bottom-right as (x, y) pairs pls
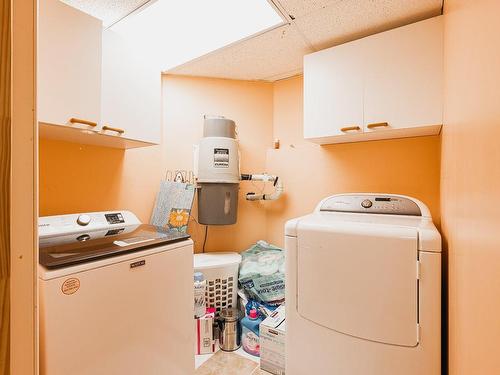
(260, 305), (286, 375)
(195, 308), (216, 355)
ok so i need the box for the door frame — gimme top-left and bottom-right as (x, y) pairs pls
(11, 0), (38, 374)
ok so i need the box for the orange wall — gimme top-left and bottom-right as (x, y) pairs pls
(265, 76), (442, 247)
(40, 75), (441, 254)
(37, 8), (500, 372)
(442, 0), (500, 373)
(39, 75), (274, 252)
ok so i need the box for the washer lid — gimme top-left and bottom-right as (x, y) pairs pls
(39, 224), (190, 269)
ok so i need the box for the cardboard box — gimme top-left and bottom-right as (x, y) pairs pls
(195, 308), (216, 355)
(260, 305), (286, 375)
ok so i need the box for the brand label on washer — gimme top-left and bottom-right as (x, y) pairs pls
(130, 260), (146, 269)
(213, 148), (229, 168)
(61, 278), (80, 295)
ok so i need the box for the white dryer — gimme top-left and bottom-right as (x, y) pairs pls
(285, 194), (441, 375)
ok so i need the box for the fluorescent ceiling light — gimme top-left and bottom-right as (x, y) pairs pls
(109, 0), (284, 71)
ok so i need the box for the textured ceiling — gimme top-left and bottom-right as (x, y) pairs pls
(291, 0), (443, 50)
(280, 0), (336, 18)
(61, 0), (444, 81)
(61, 0), (152, 27)
(168, 0), (443, 81)
(167, 24), (313, 82)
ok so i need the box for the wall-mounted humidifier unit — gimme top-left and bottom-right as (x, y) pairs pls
(196, 116), (240, 225)
(195, 115), (284, 225)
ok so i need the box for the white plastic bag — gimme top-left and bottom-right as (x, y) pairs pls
(238, 241), (285, 306)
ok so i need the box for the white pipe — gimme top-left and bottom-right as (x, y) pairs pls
(245, 174), (277, 182)
(243, 173), (284, 201)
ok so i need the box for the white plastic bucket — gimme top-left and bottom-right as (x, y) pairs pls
(194, 252), (242, 314)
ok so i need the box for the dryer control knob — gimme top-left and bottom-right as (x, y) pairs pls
(361, 199), (373, 209)
(77, 214), (91, 226)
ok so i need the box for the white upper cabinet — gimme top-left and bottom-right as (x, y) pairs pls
(304, 40), (365, 140)
(363, 17), (443, 135)
(38, 0), (102, 128)
(304, 16), (443, 145)
(38, 0), (160, 148)
(101, 30), (162, 145)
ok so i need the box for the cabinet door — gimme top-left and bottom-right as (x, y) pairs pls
(297, 222), (419, 346)
(101, 30), (161, 144)
(303, 41), (364, 142)
(364, 17), (443, 133)
(38, 0), (102, 127)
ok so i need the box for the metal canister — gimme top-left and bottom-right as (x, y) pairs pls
(217, 308), (242, 351)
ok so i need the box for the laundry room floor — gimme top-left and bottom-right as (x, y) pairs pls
(195, 349), (272, 374)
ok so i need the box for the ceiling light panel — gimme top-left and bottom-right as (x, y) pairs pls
(108, 0), (284, 71)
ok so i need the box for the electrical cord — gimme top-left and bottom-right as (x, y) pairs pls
(202, 225), (209, 253)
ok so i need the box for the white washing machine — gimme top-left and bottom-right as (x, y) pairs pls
(39, 211), (195, 375)
(285, 194), (441, 375)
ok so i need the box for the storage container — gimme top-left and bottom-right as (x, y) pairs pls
(241, 309), (263, 356)
(194, 252), (242, 314)
(218, 308), (242, 352)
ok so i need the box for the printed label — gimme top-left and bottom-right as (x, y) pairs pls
(213, 148), (229, 168)
(242, 329), (260, 355)
(61, 278), (80, 295)
(130, 260), (146, 269)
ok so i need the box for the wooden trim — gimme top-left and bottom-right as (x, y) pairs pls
(11, 1), (38, 374)
(0, 0), (11, 373)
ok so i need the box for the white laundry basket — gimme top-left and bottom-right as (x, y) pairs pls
(194, 252), (242, 314)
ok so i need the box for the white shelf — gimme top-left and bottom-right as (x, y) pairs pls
(306, 124), (442, 145)
(39, 123), (158, 149)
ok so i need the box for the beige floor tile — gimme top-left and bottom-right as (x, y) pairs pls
(251, 368), (274, 375)
(196, 350), (258, 375)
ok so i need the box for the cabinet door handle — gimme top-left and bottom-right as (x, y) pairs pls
(367, 122), (389, 129)
(69, 118), (97, 127)
(340, 126), (361, 133)
(102, 125), (125, 135)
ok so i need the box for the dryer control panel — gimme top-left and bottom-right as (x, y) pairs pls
(319, 194), (422, 216)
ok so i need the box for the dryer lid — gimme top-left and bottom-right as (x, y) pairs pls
(39, 224), (190, 269)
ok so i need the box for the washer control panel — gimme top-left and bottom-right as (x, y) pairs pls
(320, 195), (422, 216)
(39, 211), (141, 238)
(361, 199), (373, 208)
(77, 214), (91, 226)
